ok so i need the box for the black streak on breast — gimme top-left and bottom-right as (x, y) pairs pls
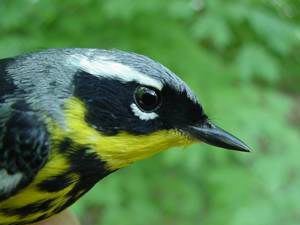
(0, 199), (55, 218)
(39, 137), (113, 216)
(37, 174), (73, 193)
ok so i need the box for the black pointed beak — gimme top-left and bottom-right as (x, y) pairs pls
(184, 121), (251, 152)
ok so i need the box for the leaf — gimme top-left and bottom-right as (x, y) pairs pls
(235, 43), (280, 83)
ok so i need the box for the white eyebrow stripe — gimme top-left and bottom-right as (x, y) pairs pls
(70, 55), (163, 90)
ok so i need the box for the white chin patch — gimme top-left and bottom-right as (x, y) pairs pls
(71, 54), (163, 90)
(131, 103), (158, 121)
(0, 170), (23, 194)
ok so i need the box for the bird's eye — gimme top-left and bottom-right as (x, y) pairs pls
(134, 86), (162, 112)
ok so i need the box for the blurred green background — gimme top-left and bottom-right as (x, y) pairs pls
(1, 0), (300, 225)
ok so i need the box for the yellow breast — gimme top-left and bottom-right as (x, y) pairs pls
(0, 97), (193, 225)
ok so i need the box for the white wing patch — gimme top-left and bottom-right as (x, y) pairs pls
(70, 54), (163, 90)
(131, 103), (158, 121)
(0, 170), (23, 194)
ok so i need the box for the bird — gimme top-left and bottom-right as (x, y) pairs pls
(0, 48), (250, 225)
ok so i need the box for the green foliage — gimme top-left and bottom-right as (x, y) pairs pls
(0, 0), (299, 224)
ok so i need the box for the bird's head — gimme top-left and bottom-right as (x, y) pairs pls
(58, 49), (250, 170)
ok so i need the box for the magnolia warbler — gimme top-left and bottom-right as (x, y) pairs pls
(0, 49), (250, 225)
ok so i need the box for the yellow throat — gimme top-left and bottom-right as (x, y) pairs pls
(51, 98), (194, 170)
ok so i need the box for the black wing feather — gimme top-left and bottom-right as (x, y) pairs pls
(0, 58), (50, 200)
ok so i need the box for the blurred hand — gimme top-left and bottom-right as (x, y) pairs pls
(33, 210), (80, 225)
